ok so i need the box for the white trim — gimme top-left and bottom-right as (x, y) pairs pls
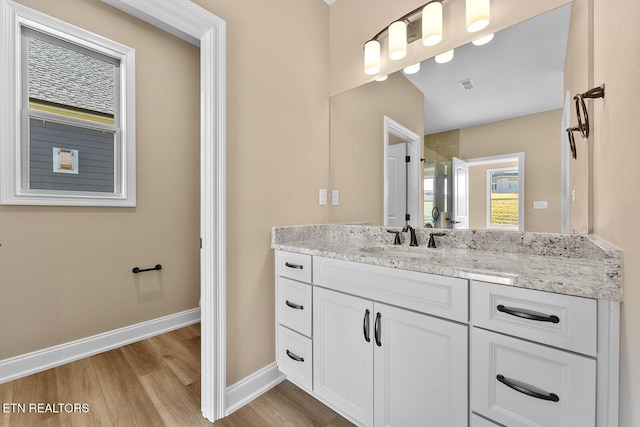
(225, 363), (286, 416)
(466, 152), (525, 232)
(383, 115), (421, 228)
(485, 166), (520, 231)
(0, 308), (200, 384)
(560, 91), (571, 233)
(99, 1), (228, 421)
(596, 300), (620, 427)
(0, 0), (136, 206)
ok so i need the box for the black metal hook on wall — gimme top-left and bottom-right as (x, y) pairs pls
(574, 84), (605, 139)
(567, 84), (605, 159)
(132, 264), (162, 274)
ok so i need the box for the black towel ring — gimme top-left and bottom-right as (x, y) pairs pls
(574, 84), (605, 139)
(574, 93), (589, 138)
(566, 125), (580, 160)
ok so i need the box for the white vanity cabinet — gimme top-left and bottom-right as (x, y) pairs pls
(273, 249), (619, 427)
(312, 256), (469, 427)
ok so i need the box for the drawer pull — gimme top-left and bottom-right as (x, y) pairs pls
(363, 309), (371, 343)
(497, 305), (560, 324)
(285, 262), (304, 270)
(286, 349), (304, 362)
(285, 300), (304, 310)
(374, 312), (382, 347)
(496, 374), (560, 402)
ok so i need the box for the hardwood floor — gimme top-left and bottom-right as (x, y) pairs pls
(0, 324), (353, 427)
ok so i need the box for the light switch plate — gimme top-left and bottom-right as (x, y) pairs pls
(331, 190), (339, 206)
(319, 189), (327, 206)
(533, 200), (548, 209)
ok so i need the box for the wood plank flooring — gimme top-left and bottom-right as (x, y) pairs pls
(0, 324), (353, 427)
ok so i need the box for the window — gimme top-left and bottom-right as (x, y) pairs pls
(487, 167), (519, 229)
(1, 2), (136, 206)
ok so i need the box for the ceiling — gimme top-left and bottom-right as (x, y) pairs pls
(403, 4), (571, 134)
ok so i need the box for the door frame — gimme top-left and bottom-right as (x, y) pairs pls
(383, 116), (420, 228)
(101, 0), (227, 422)
(465, 152), (525, 232)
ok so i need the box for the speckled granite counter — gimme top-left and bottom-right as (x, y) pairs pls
(271, 224), (622, 301)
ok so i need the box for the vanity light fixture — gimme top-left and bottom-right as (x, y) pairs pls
(403, 62), (421, 74)
(363, 0), (490, 75)
(435, 49), (454, 63)
(472, 33), (494, 45)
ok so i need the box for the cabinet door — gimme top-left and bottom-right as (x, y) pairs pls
(374, 303), (468, 427)
(313, 286), (374, 426)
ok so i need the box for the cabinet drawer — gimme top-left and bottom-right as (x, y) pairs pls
(313, 256), (468, 322)
(277, 277), (312, 337)
(471, 281), (597, 356)
(277, 325), (313, 391)
(471, 413), (502, 427)
(275, 251), (312, 283)
(471, 328), (596, 427)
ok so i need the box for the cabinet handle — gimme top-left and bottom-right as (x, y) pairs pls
(285, 300), (304, 310)
(363, 309), (371, 342)
(374, 312), (382, 347)
(286, 349), (304, 362)
(497, 304), (560, 324)
(285, 262), (304, 270)
(496, 374), (559, 402)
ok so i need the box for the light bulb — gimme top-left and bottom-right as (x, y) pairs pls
(403, 63), (421, 74)
(466, 0), (490, 32)
(472, 33), (494, 46)
(388, 21), (407, 60)
(422, 2), (443, 47)
(364, 40), (381, 75)
(435, 49), (454, 64)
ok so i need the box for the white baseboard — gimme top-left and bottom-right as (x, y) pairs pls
(0, 308), (201, 384)
(225, 362), (286, 415)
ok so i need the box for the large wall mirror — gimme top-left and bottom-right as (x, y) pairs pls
(329, 1), (590, 234)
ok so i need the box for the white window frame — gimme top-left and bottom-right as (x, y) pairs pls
(1, 1), (136, 206)
(486, 166), (520, 230)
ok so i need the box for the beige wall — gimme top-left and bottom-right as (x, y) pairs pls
(593, 0), (640, 424)
(459, 110), (563, 233)
(329, 0), (572, 96)
(191, 0), (330, 385)
(468, 161), (518, 230)
(1, 0), (201, 359)
(329, 72), (423, 225)
(1, 0), (330, 389)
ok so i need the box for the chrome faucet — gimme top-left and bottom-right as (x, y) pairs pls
(402, 225), (419, 247)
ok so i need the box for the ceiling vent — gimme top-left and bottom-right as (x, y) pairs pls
(459, 78), (474, 90)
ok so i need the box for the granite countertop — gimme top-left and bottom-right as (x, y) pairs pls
(272, 225), (622, 301)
